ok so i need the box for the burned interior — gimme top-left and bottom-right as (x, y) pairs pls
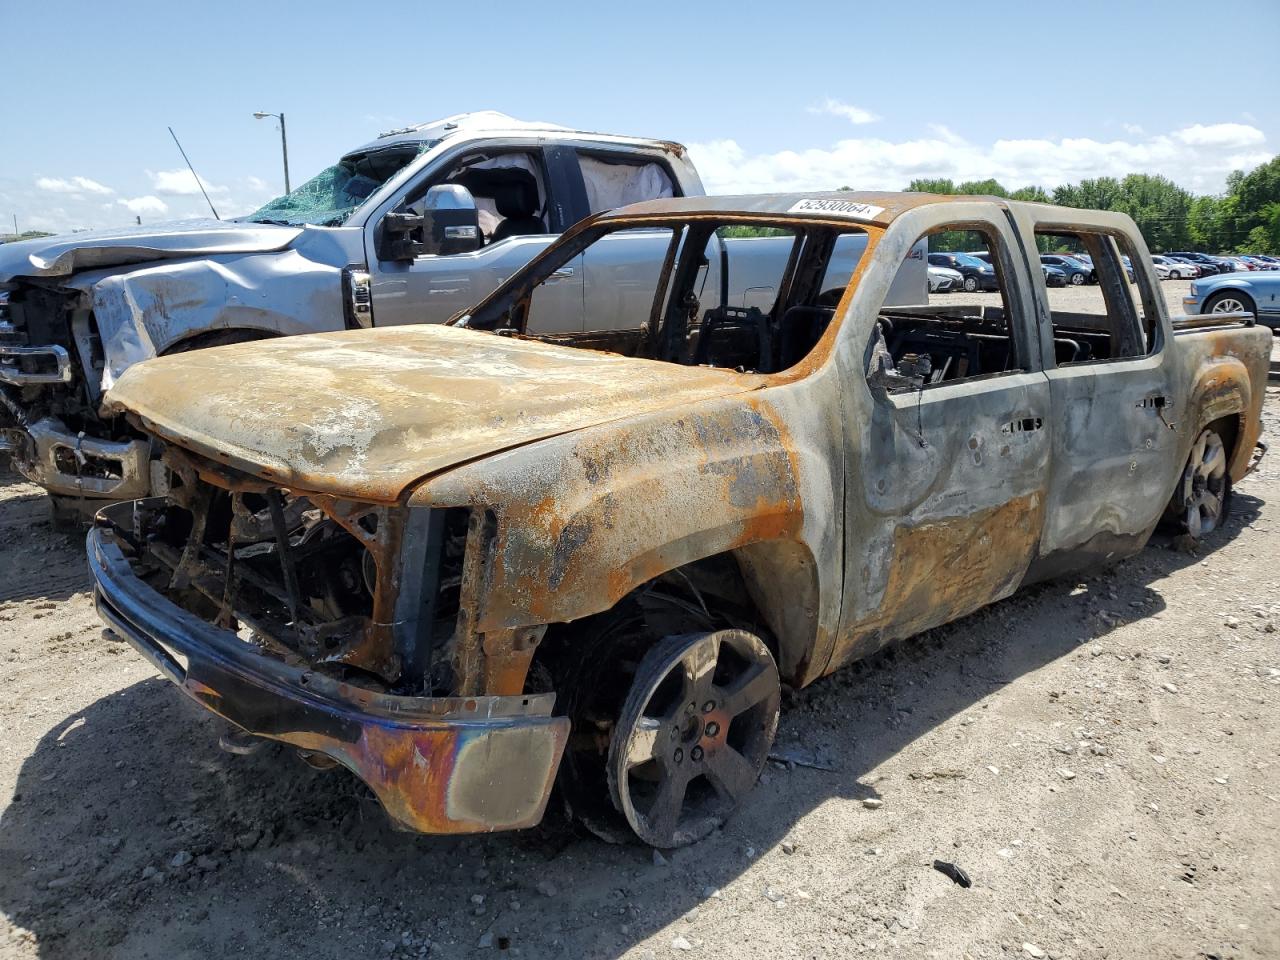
(459, 216), (877, 372)
(458, 217), (1022, 388)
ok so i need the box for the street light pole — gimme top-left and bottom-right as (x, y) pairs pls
(278, 113), (290, 194)
(253, 111), (291, 194)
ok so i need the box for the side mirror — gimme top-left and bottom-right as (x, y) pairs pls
(379, 184), (482, 261)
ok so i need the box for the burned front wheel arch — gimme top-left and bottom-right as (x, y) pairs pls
(524, 537), (813, 844)
(731, 538), (821, 684)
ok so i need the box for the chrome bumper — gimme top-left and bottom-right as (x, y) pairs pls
(2, 416), (150, 499)
(89, 502), (569, 834)
(0, 344), (73, 385)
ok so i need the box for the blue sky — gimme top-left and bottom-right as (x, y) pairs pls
(3, 0), (1277, 233)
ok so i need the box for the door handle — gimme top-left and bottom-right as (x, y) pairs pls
(548, 267), (575, 281)
(1002, 415), (1044, 434)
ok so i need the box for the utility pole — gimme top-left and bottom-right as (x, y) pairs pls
(253, 112), (291, 193)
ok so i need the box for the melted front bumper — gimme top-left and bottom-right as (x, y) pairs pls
(88, 504), (569, 834)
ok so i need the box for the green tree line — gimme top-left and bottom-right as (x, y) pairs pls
(905, 155), (1280, 255)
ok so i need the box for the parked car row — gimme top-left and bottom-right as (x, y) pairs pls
(1162, 251), (1280, 277)
(927, 251), (999, 292)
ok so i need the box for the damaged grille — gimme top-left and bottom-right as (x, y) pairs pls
(1, 283), (74, 349)
(108, 462), (470, 695)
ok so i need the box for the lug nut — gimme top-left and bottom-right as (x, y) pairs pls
(702, 700), (715, 713)
(690, 746), (704, 762)
(705, 721), (720, 737)
(674, 747), (684, 764)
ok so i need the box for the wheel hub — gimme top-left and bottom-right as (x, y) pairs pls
(607, 629), (781, 848)
(1179, 427), (1227, 539)
(678, 710), (704, 745)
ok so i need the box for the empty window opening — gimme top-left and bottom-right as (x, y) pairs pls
(1036, 229), (1158, 364)
(441, 152), (549, 244)
(866, 226), (1025, 393)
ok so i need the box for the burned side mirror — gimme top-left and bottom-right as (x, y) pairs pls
(378, 184), (482, 261)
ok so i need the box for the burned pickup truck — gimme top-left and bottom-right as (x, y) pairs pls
(88, 192), (1268, 847)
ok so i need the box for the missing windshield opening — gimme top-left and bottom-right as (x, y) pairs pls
(463, 217), (906, 374)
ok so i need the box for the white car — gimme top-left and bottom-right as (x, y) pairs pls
(1152, 255), (1195, 279)
(928, 264), (965, 292)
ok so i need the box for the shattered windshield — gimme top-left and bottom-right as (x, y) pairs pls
(242, 143), (429, 227)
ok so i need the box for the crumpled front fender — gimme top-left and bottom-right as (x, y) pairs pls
(77, 249), (348, 394)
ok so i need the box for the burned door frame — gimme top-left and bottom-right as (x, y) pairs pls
(826, 202), (1051, 672)
(1006, 207), (1181, 577)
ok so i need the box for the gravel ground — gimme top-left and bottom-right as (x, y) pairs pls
(1, 281), (1278, 960)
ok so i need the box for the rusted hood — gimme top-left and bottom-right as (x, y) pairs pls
(105, 325), (758, 502)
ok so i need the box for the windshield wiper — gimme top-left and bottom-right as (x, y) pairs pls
(249, 217), (294, 226)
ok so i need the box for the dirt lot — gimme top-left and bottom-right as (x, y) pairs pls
(1, 280), (1278, 960)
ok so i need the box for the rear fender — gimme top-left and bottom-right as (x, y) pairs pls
(1185, 356), (1254, 479)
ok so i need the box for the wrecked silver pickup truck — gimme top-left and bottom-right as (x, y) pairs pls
(89, 192), (1267, 847)
(0, 112), (704, 523)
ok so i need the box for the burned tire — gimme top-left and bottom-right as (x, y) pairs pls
(606, 629), (780, 848)
(1168, 425), (1232, 540)
(543, 601), (653, 843)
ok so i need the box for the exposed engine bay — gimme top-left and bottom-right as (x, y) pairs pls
(99, 444), (471, 696)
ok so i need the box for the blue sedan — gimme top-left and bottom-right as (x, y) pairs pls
(1184, 272), (1280, 330)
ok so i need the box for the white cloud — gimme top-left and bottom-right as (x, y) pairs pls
(146, 168), (228, 196)
(1173, 123), (1265, 148)
(245, 175), (271, 192)
(35, 175), (114, 195)
(689, 121), (1273, 197)
(1122, 123), (1146, 136)
(116, 195), (169, 215)
(807, 98), (879, 125)
(927, 124), (966, 146)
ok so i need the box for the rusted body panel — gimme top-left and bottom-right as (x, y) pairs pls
(104, 325), (759, 504)
(90, 190), (1268, 836)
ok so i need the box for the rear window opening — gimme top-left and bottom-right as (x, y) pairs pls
(1036, 228), (1160, 363)
(461, 216), (894, 374)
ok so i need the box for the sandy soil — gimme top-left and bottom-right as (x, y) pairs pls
(0, 281), (1277, 960)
